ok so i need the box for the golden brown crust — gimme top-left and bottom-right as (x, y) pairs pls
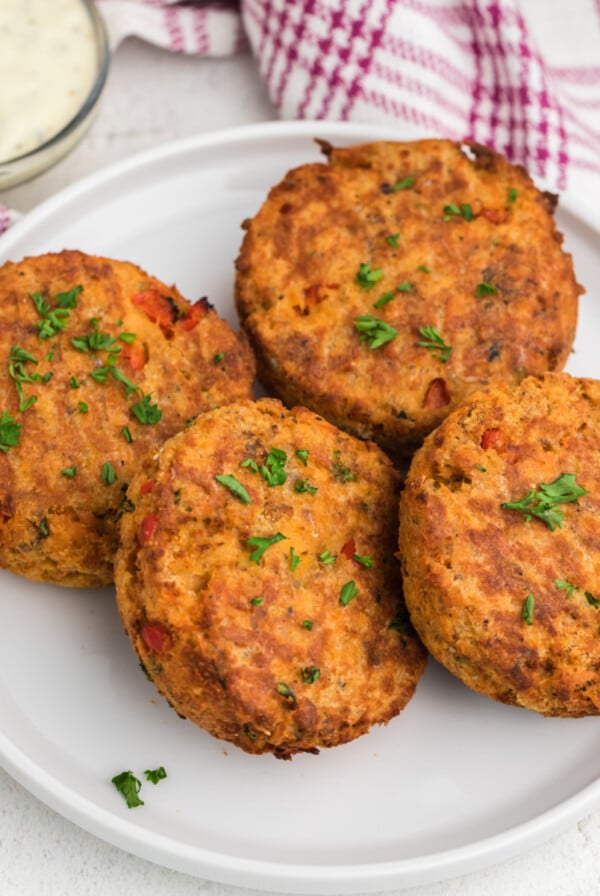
(235, 139), (582, 457)
(114, 398), (426, 756)
(0, 250), (255, 587)
(399, 372), (600, 717)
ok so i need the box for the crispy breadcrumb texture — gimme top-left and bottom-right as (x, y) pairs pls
(115, 398), (426, 757)
(399, 372), (600, 717)
(0, 250), (255, 586)
(235, 139), (582, 458)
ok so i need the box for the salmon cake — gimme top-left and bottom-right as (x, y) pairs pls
(399, 372), (600, 717)
(235, 139), (582, 457)
(0, 250), (255, 587)
(114, 398), (426, 757)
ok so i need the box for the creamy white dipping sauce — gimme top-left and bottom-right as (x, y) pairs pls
(0, 0), (98, 162)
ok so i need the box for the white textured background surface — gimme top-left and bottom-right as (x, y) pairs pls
(2, 18), (600, 896)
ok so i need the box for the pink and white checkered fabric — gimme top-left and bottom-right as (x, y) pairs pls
(1, 0), (599, 235)
(242, 0), (600, 196)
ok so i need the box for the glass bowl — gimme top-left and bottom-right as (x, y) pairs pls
(0, 0), (110, 189)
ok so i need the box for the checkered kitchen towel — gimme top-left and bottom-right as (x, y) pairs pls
(1, 0), (599, 233)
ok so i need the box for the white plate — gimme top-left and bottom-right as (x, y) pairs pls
(1, 121), (599, 895)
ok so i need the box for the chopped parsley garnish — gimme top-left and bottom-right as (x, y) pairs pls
(30, 285), (82, 339)
(240, 457), (259, 473)
(71, 319), (121, 354)
(386, 233), (400, 247)
(417, 264), (431, 273)
(121, 426), (133, 443)
(247, 531), (287, 564)
(476, 281), (498, 297)
(144, 766), (167, 785)
(393, 175), (414, 190)
(294, 479), (317, 495)
(8, 345), (43, 412)
(213, 352), (225, 364)
(319, 550), (337, 565)
(301, 666), (321, 684)
(215, 473), (251, 504)
(302, 619), (313, 630)
(443, 202), (473, 221)
(354, 315), (398, 349)
(119, 332), (136, 344)
(69, 376), (80, 388)
(556, 579), (599, 608)
(501, 473), (588, 531)
(78, 401), (89, 414)
(61, 466), (77, 478)
(112, 770), (144, 808)
(355, 263), (384, 290)
(275, 682), (296, 701)
(260, 447), (287, 486)
(250, 596), (264, 606)
(417, 326), (452, 363)
(295, 449), (309, 466)
(340, 580), (359, 606)
(555, 579), (577, 597)
(0, 411), (21, 453)
(110, 366), (138, 398)
(373, 281), (413, 309)
(101, 461), (117, 484)
(521, 593), (534, 625)
(289, 546), (301, 571)
(39, 517), (49, 538)
(353, 554), (373, 568)
(508, 187), (518, 203)
(131, 393), (162, 425)
(332, 450), (355, 482)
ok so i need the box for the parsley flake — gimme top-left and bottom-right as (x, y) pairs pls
(275, 682), (296, 701)
(386, 233), (400, 248)
(295, 449), (309, 466)
(101, 461), (117, 484)
(131, 393), (162, 425)
(521, 593), (534, 625)
(0, 411), (21, 453)
(301, 665), (321, 684)
(260, 447), (287, 486)
(354, 315), (398, 349)
(112, 770), (144, 808)
(61, 466), (77, 478)
(302, 619), (313, 630)
(443, 203), (474, 222)
(144, 766), (167, 785)
(215, 473), (251, 504)
(30, 285), (82, 339)
(417, 326), (452, 363)
(393, 175), (414, 191)
(340, 580), (359, 606)
(294, 479), (317, 495)
(213, 351), (225, 364)
(78, 401), (89, 414)
(353, 554), (373, 568)
(476, 281), (498, 298)
(247, 532), (288, 564)
(121, 426), (133, 443)
(250, 596), (264, 606)
(355, 263), (384, 290)
(290, 546), (301, 571)
(501, 473), (588, 531)
(240, 457), (259, 473)
(319, 550), (337, 565)
(508, 187), (518, 203)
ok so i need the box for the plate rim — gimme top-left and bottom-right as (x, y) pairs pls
(1, 119), (600, 893)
